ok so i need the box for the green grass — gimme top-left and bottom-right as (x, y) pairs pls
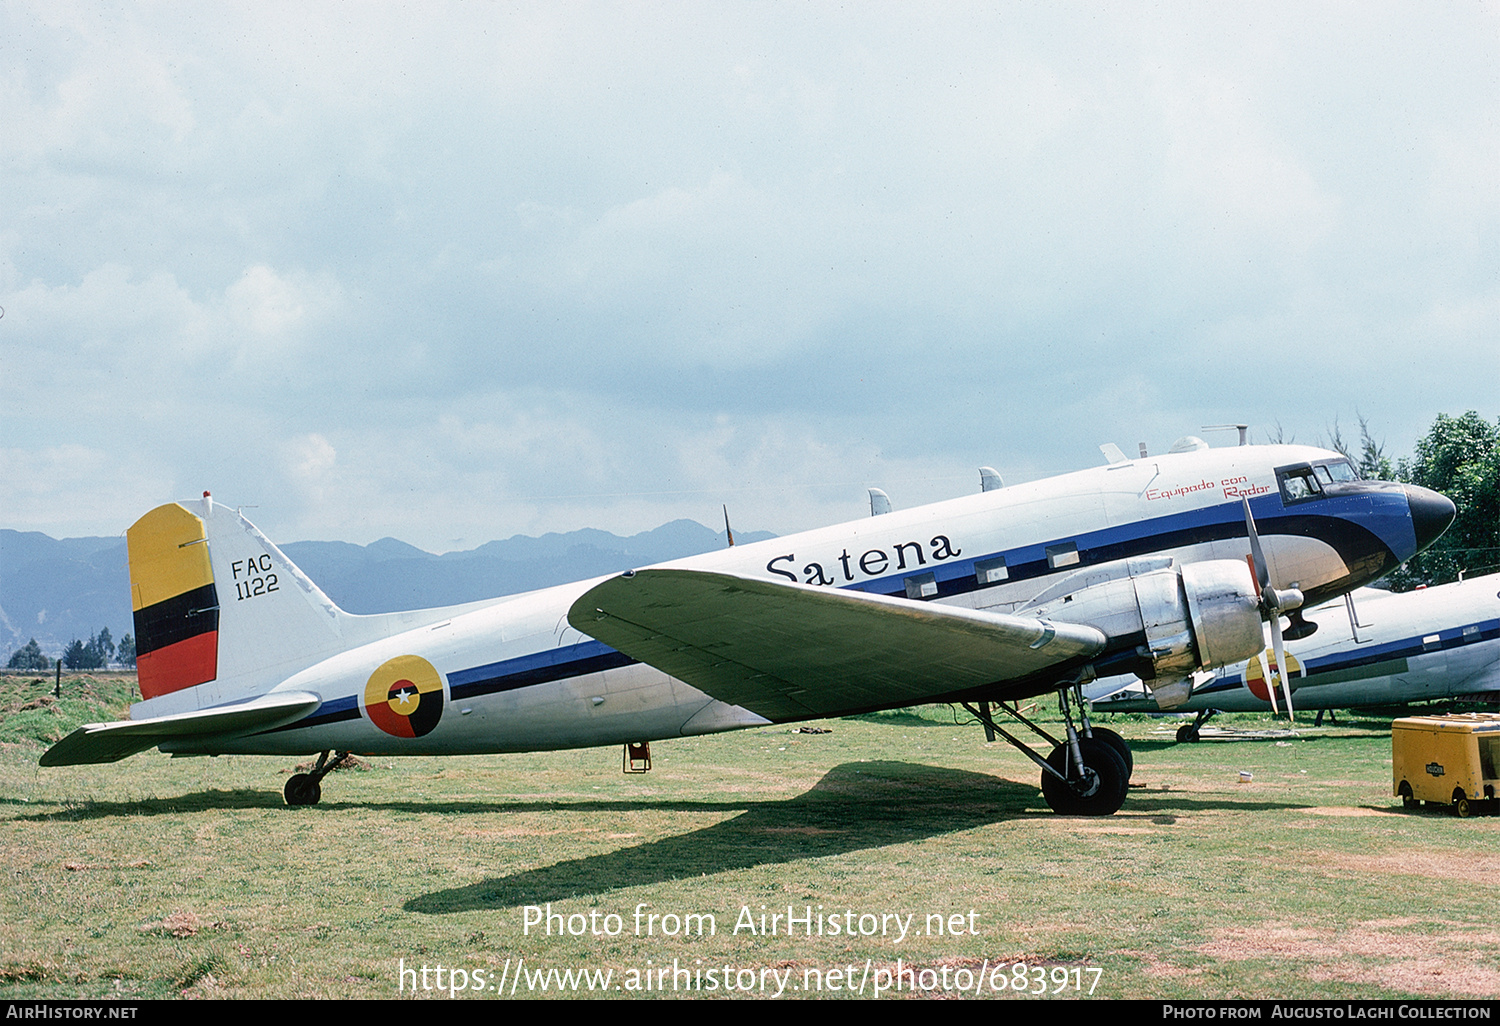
(0, 672), (137, 747)
(2, 682), (1496, 1000)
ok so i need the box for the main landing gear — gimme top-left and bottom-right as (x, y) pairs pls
(965, 683), (1131, 816)
(284, 750), (350, 806)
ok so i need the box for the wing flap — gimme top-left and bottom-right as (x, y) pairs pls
(567, 570), (1105, 720)
(39, 691), (322, 766)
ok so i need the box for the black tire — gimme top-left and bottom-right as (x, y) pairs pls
(1176, 724), (1201, 743)
(284, 773), (322, 806)
(1453, 790), (1472, 819)
(1398, 781), (1419, 810)
(1088, 726), (1134, 777)
(1041, 738), (1130, 816)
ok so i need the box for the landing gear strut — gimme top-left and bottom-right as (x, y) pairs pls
(284, 750), (349, 806)
(965, 683), (1131, 817)
(1176, 708), (1220, 743)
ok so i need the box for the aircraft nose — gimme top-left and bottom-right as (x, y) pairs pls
(1404, 484), (1456, 553)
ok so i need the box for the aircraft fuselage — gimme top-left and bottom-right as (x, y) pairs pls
(134, 442), (1449, 759)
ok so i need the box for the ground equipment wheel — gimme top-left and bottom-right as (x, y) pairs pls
(1453, 788), (1472, 818)
(1398, 781), (1419, 810)
(1040, 737), (1130, 816)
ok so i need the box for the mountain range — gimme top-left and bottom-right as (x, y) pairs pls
(0, 520), (773, 662)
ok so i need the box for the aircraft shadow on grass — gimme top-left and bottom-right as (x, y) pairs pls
(405, 761), (1032, 913)
(399, 773), (1345, 916)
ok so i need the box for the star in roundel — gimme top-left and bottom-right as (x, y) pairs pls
(363, 654), (444, 738)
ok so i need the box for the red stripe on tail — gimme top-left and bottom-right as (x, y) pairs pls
(137, 632), (219, 699)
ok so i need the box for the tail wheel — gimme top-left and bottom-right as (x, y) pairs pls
(284, 773), (322, 806)
(1041, 738), (1129, 816)
(1176, 724), (1201, 743)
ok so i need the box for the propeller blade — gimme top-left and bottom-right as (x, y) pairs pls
(1269, 614), (1294, 722)
(1242, 498), (1272, 596)
(1263, 642), (1280, 716)
(1243, 496), (1296, 718)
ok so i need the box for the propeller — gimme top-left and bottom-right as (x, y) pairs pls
(1242, 498), (1304, 720)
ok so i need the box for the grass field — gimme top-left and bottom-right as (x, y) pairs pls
(2, 673), (1497, 1000)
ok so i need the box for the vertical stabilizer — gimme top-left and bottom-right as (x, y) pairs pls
(128, 496), (352, 716)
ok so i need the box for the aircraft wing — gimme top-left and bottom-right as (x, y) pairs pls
(567, 569), (1106, 720)
(39, 691), (322, 766)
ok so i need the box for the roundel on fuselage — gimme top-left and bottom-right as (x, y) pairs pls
(362, 654), (444, 738)
(1244, 648), (1303, 703)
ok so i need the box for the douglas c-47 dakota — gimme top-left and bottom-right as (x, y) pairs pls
(42, 437), (1455, 816)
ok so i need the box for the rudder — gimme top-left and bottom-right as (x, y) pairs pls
(129, 503), (220, 699)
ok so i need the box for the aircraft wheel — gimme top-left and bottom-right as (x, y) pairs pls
(1176, 724), (1201, 743)
(1088, 727), (1134, 777)
(285, 773), (322, 807)
(1041, 738), (1129, 817)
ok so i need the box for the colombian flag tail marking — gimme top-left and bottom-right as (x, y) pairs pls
(128, 504), (220, 699)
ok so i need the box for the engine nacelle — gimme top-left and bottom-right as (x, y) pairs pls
(1020, 558), (1264, 684)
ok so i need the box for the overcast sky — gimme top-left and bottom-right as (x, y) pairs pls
(3, 2), (1497, 553)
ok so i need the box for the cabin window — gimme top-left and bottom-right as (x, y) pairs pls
(904, 572), (938, 600)
(1045, 542), (1080, 569)
(974, 556), (1008, 586)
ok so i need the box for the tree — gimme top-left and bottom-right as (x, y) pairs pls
(1355, 414), (1393, 481)
(1391, 411), (1500, 588)
(93, 627), (115, 666)
(6, 639), (50, 671)
(61, 630), (113, 671)
(117, 634), (136, 668)
(62, 639), (95, 670)
(1325, 412), (1393, 480)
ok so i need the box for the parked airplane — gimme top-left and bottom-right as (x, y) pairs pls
(41, 439), (1455, 816)
(1088, 573), (1500, 739)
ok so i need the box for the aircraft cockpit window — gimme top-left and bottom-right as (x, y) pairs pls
(1319, 460), (1358, 483)
(1277, 465), (1324, 504)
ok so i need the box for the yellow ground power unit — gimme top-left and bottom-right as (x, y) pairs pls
(1392, 712), (1500, 817)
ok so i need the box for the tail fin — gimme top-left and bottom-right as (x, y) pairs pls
(129, 495), (350, 714)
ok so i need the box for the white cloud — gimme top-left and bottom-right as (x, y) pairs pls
(1, 2), (1495, 547)
(0, 445), (172, 536)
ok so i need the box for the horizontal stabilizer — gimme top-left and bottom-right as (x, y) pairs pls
(567, 569), (1106, 720)
(39, 691), (322, 766)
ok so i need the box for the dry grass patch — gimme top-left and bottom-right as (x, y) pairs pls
(1131, 950), (1212, 980)
(138, 911), (218, 938)
(1337, 850), (1500, 888)
(1200, 921), (1500, 997)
